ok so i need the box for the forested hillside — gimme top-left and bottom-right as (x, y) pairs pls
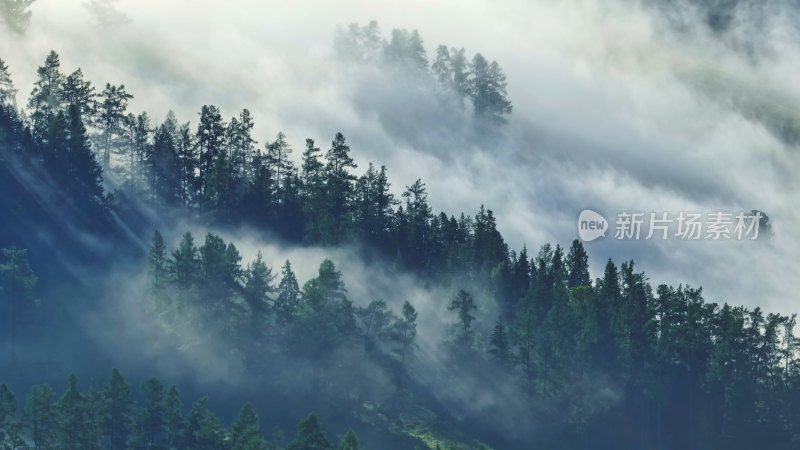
(1, 23), (800, 450)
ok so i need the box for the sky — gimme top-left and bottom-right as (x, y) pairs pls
(2, 0), (799, 315)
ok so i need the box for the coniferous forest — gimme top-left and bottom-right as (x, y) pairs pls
(2, 2), (800, 450)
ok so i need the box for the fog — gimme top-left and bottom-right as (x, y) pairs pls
(3, 0), (800, 446)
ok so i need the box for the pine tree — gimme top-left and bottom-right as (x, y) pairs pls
(226, 109), (257, 204)
(293, 259), (355, 358)
(402, 179), (432, 271)
(175, 121), (198, 207)
(354, 163), (396, 249)
(566, 239), (591, 289)
(338, 429), (361, 450)
(266, 132), (292, 195)
(61, 68), (96, 123)
(96, 83), (133, 169)
(431, 45), (452, 87)
(149, 118), (181, 206)
(198, 233), (243, 317)
(140, 378), (166, 448)
(243, 251), (275, 342)
(0, 58), (18, 107)
(0, 246), (37, 367)
(394, 301), (418, 365)
(0, 384), (25, 450)
(275, 260), (300, 325)
(592, 258), (621, 371)
(228, 403), (268, 450)
(163, 385), (183, 449)
(82, 381), (107, 450)
(55, 374), (84, 449)
(204, 148), (232, 216)
(448, 290), (477, 338)
(356, 299), (395, 351)
(509, 245), (531, 309)
(25, 384), (55, 450)
(105, 368), (131, 450)
(27, 50), (64, 138)
(66, 103), (105, 209)
(196, 105), (226, 197)
(39, 110), (70, 184)
(320, 132), (357, 243)
(468, 54), (511, 123)
(407, 29), (428, 70)
(277, 169), (304, 240)
(383, 28), (427, 71)
(169, 232), (199, 290)
(449, 48), (469, 100)
(286, 413), (332, 450)
(511, 293), (539, 393)
(488, 316), (510, 364)
(148, 230), (167, 291)
(301, 138), (324, 204)
(184, 397), (224, 450)
(123, 112), (151, 194)
(485, 60), (513, 122)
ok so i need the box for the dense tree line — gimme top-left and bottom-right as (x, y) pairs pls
(145, 230), (420, 414)
(140, 229), (800, 449)
(0, 368), (366, 450)
(335, 21), (513, 124)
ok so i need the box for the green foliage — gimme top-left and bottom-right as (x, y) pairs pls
(286, 413), (333, 450)
(0, 58), (16, 107)
(488, 316), (510, 364)
(229, 403), (268, 450)
(275, 260), (300, 325)
(184, 397), (224, 450)
(337, 429), (361, 450)
(448, 290), (477, 337)
(2, 373), (364, 450)
(55, 374), (83, 449)
(148, 230), (167, 290)
(0, 384), (24, 450)
(105, 368), (131, 450)
(25, 384), (54, 450)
